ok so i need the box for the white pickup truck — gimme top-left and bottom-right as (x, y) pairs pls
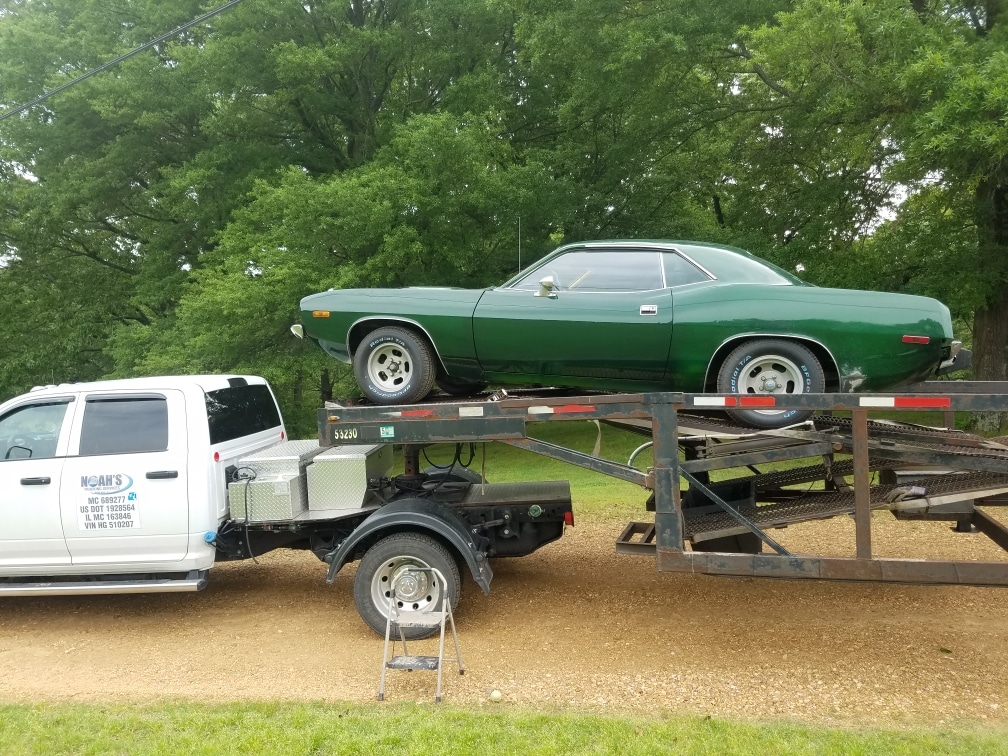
(0, 375), (572, 636)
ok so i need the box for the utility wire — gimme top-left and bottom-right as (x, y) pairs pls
(0, 0), (246, 123)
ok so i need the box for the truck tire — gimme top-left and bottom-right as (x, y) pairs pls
(353, 532), (461, 639)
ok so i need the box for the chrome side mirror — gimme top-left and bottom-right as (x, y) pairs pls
(536, 276), (557, 299)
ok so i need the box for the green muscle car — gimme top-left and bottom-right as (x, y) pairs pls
(295, 240), (970, 428)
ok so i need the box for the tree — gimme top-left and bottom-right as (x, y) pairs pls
(713, 0), (1008, 427)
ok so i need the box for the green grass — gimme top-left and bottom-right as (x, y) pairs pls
(1, 702), (1005, 756)
(419, 419), (655, 517)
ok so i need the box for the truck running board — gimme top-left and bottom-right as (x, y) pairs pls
(0, 570), (208, 596)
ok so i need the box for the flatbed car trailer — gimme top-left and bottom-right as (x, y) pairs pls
(320, 382), (1008, 588)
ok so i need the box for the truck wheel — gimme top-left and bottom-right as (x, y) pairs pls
(716, 339), (825, 429)
(354, 326), (437, 404)
(353, 532), (461, 639)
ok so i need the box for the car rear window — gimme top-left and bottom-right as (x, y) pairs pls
(205, 384), (282, 444)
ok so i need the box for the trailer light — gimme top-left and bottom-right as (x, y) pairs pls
(213, 451), (220, 462)
(564, 511), (575, 526)
(902, 335), (930, 344)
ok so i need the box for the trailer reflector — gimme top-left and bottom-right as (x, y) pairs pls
(383, 409), (435, 418)
(902, 335), (930, 344)
(528, 404), (596, 415)
(458, 406), (484, 417)
(739, 396), (777, 407)
(692, 396), (777, 408)
(859, 396), (952, 409)
(564, 511), (575, 526)
(692, 396), (736, 407)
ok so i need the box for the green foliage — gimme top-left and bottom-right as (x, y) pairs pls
(2, 0), (1007, 406)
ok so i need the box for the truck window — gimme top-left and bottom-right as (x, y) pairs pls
(79, 397), (169, 456)
(205, 384), (282, 444)
(0, 400), (72, 460)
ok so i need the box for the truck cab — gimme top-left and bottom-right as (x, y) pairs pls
(0, 375), (285, 589)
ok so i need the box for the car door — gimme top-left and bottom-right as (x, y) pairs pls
(472, 249), (674, 382)
(59, 390), (190, 565)
(0, 397), (75, 568)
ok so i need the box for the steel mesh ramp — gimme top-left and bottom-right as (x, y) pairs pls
(683, 471), (1008, 543)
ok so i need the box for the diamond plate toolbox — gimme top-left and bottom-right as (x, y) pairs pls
(306, 444), (392, 514)
(228, 440), (325, 522)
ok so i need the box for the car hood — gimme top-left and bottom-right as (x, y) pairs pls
(300, 286), (489, 311)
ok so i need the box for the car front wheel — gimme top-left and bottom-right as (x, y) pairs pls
(353, 326), (437, 404)
(716, 339), (825, 428)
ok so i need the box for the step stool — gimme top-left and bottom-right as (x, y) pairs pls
(377, 567), (465, 703)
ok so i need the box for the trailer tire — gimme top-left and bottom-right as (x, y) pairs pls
(353, 532), (461, 639)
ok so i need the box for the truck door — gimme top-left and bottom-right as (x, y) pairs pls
(59, 390), (190, 565)
(0, 398), (75, 568)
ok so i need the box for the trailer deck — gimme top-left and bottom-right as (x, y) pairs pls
(318, 382), (1008, 587)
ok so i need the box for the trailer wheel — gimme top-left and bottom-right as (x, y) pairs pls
(354, 532), (461, 639)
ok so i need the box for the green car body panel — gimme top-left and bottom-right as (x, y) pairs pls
(299, 240), (958, 396)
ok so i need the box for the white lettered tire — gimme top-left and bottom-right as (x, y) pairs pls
(353, 326), (437, 404)
(716, 339), (825, 428)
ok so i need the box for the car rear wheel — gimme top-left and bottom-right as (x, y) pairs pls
(716, 339), (825, 428)
(354, 326), (436, 404)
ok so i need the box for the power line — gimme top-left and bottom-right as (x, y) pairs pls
(0, 0), (247, 123)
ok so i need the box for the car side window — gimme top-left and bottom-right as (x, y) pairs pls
(663, 252), (711, 287)
(79, 396), (169, 456)
(0, 400), (72, 461)
(511, 251), (663, 292)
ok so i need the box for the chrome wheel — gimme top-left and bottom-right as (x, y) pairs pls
(366, 342), (414, 393)
(371, 555), (443, 618)
(353, 532), (461, 639)
(736, 354), (806, 406)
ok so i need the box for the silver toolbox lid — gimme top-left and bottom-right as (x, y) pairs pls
(237, 439), (323, 477)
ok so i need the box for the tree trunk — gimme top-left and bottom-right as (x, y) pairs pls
(970, 174), (1008, 432)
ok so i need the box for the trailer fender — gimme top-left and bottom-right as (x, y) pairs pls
(323, 498), (492, 594)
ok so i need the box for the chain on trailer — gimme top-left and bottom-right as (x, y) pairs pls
(319, 383), (1008, 587)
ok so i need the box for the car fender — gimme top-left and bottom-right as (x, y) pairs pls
(703, 333), (840, 391)
(323, 498), (492, 594)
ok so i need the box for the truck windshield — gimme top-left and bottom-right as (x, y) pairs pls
(205, 384), (282, 444)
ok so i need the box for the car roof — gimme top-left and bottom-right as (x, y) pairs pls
(25, 375), (269, 398)
(511, 239), (807, 287)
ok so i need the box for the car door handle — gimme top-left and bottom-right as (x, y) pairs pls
(20, 477), (51, 485)
(146, 470), (179, 479)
